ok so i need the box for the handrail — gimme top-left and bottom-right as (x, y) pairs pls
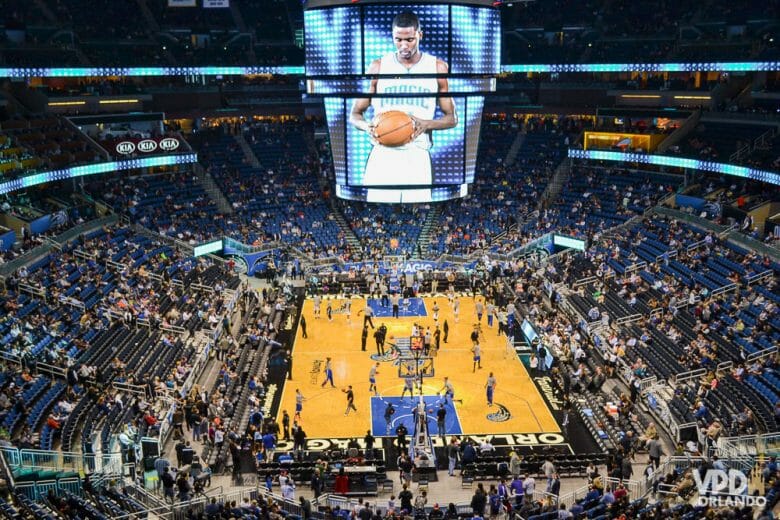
(747, 345), (778, 363)
(746, 269), (773, 286)
(37, 362), (65, 379)
(671, 367), (707, 386)
(112, 381), (148, 397)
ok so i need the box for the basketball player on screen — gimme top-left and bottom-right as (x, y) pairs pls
(350, 11), (457, 187)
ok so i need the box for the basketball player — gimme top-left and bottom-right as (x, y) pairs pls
(369, 363), (380, 396)
(295, 389), (306, 421)
(472, 343), (482, 372)
(401, 373), (415, 400)
(321, 357), (335, 388)
(485, 372), (496, 407)
(439, 376), (455, 405)
(313, 294), (321, 319)
(350, 11), (457, 188)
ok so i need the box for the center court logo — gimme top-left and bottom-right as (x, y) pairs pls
(487, 403), (512, 422)
(693, 469), (766, 508)
(370, 344), (400, 363)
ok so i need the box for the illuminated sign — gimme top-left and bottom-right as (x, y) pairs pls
(0, 153), (198, 195)
(194, 239), (223, 257)
(502, 62), (780, 73)
(0, 62), (777, 79)
(568, 149), (780, 186)
(116, 141), (136, 155)
(552, 234), (586, 251)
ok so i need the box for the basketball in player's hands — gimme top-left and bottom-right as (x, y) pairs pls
(372, 111), (414, 147)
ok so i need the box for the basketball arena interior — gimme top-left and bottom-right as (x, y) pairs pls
(0, 0), (779, 518)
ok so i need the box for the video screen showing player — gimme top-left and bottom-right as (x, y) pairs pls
(349, 11), (457, 187)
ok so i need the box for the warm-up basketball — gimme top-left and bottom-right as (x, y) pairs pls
(372, 110), (415, 147)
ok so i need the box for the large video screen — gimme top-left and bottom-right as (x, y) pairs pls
(305, 4), (500, 77)
(323, 95), (484, 188)
(305, 2), (500, 203)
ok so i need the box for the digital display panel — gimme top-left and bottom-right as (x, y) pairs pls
(335, 183), (468, 203)
(194, 239), (223, 257)
(553, 234), (587, 251)
(304, 4), (500, 76)
(305, 2), (499, 203)
(323, 93), (485, 191)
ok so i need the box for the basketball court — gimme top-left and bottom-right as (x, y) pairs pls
(275, 295), (562, 443)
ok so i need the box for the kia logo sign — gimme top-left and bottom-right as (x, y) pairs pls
(116, 141), (136, 155)
(138, 139), (158, 153)
(159, 138), (180, 152)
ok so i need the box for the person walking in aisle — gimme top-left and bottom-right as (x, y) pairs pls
(446, 437), (459, 476)
(343, 385), (357, 416)
(321, 358), (335, 388)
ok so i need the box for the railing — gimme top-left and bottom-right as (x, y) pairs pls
(161, 323), (187, 336)
(624, 261), (646, 273)
(112, 381), (148, 397)
(59, 294), (86, 311)
(19, 281), (46, 299)
(711, 282), (737, 297)
(637, 375), (657, 394)
(573, 275), (598, 288)
(671, 367), (707, 386)
(604, 477), (642, 501)
(1, 447), (123, 475)
(651, 206), (729, 236)
(728, 232), (780, 262)
(173, 485), (261, 520)
(0, 215), (118, 278)
(746, 269), (774, 286)
(37, 362), (66, 379)
(715, 360), (733, 377)
(747, 345), (778, 363)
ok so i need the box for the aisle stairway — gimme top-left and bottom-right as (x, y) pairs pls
(416, 204), (443, 258)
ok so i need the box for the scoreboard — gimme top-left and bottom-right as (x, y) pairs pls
(304, 0), (501, 203)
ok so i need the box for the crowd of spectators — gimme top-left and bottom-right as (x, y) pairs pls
(0, 116), (103, 182)
(191, 120), (350, 259)
(1, 0), (777, 68)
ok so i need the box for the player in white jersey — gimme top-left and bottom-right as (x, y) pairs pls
(350, 11), (457, 189)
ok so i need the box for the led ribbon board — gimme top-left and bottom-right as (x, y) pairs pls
(568, 149), (780, 187)
(193, 239), (224, 257)
(1, 63), (779, 78)
(0, 153), (198, 195)
(552, 234), (586, 251)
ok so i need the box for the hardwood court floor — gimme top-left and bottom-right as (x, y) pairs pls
(277, 295), (560, 440)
